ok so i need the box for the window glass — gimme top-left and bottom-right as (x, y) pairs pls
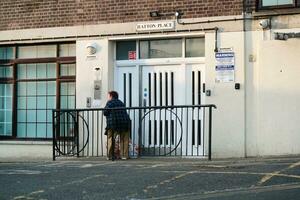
(59, 44), (76, 57)
(60, 82), (76, 109)
(0, 84), (13, 136)
(27, 64), (37, 79)
(139, 39), (182, 59)
(47, 63), (56, 78)
(37, 64), (47, 78)
(18, 63), (56, 79)
(0, 66), (13, 78)
(262, 0), (293, 6)
(185, 38), (205, 57)
(17, 80), (56, 138)
(60, 64), (76, 76)
(18, 45), (56, 58)
(116, 41), (136, 60)
(0, 47), (15, 59)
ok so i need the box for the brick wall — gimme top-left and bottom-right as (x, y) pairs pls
(0, 0), (254, 31)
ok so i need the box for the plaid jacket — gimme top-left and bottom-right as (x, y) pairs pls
(104, 98), (130, 132)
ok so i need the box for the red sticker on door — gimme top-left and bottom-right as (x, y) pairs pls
(128, 51), (136, 60)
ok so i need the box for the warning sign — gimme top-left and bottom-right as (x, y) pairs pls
(215, 52), (235, 83)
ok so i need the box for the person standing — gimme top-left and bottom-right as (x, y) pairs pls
(104, 91), (130, 160)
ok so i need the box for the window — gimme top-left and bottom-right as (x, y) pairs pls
(0, 65), (13, 78)
(116, 41), (136, 60)
(259, 0), (296, 9)
(139, 39), (182, 59)
(116, 38), (206, 60)
(59, 44), (76, 57)
(0, 47), (15, 60)
(18, 45), (57, 59)
(17, 63), (57, 138)
(0, 43), (76, 140)
(185, 38), (205, 57)
(60, 64), (76, 77)
(60, 82), (75, 109)
(0, 84), (13, 136)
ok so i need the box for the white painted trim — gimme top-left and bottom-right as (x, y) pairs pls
(108, 32), (205, 41)
(115, 57), (205, 67)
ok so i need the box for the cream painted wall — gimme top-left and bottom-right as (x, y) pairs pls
(205, 32), (246, 158)
(254, 38), (300, 156)
(245, 31), (261, 157)
(245, 30), (300, 157)
(0, 141), (52, 160)
(76, 39), (114, 109)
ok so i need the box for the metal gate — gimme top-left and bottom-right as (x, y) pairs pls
(52, 104), (216, 160)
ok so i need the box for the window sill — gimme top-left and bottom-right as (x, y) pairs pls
(254, 8), (300, 16)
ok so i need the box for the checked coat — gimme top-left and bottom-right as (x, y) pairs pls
(104, 98), (131, 132)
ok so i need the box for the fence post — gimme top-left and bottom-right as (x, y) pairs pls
(52, 110), (56, 161)
(76, 111), (80, 158)
(208, 106), (212, 161)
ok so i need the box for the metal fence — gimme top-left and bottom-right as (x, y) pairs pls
(52, 104), (216, 161)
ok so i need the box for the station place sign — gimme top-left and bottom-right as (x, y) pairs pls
(136, 21), (175, 32)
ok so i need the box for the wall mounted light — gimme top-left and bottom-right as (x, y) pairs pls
(86, 43), (97, 56)
(150, 10), (183, 18)
(149, 11), (160, 17)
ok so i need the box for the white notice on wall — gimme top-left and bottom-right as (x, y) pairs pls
(215, 52), (235, 83)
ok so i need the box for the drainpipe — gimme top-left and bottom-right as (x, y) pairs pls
(243, 0), (248, 158)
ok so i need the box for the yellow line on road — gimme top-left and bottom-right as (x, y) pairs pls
(257, 160), (300, 186)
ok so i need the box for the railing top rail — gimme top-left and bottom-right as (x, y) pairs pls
(53, 104), (217, 112)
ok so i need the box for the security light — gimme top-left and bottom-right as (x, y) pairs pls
(149, 11), (160, 17)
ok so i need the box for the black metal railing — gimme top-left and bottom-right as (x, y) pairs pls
(52, 104), (216, 161)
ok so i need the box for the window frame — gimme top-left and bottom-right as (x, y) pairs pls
(0, 42), (76, 141)
(258, 0), (298, 10)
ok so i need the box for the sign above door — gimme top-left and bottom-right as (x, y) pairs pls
(136, 21), (176, 32)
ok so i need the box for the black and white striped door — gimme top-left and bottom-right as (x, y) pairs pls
(185, 65), (206, 156)
(115, 64), (205, 156)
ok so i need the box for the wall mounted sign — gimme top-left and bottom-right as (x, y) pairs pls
(215, 52), (235, 83)
(136, 21), (175, 32)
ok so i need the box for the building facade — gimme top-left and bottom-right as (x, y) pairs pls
(0, 0), (300, 159)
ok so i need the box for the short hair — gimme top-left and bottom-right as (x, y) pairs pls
(108, 91), (119, 99)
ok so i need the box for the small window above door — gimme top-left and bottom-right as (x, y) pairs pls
(116, 41), (136, 60)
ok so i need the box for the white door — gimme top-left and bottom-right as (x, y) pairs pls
(185, 64), (206, 156)
(115, 64), (206, 156)
(114, 66), (139, 157)
(114, 66), (139, 107)
(141, 65), (186, 156)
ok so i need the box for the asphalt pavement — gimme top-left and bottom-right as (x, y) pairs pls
(0, 156), (300, 200)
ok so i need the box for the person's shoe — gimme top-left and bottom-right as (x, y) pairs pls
(121, 157), (129, 160)
(106, 157), (112, 161)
